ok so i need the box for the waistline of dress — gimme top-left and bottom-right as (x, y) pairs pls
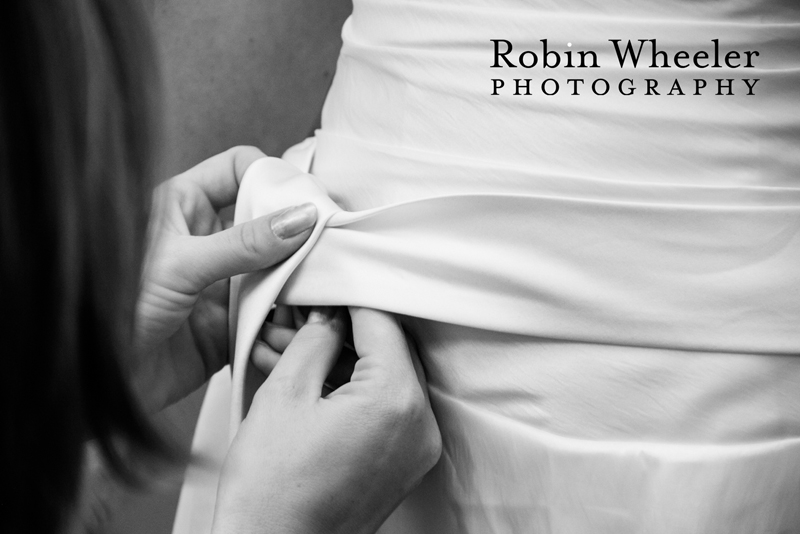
(226, 137), (800, 434)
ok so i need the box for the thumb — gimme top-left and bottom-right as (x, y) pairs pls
(347, 308), (419, 384)
(186, 203), (317, 287)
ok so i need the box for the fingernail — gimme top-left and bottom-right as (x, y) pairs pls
(271, 203), (317, 239)
(307, 306), (337, 324)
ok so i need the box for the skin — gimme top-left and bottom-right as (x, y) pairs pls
(133, 146), (442, 533)
(127, 3), (440, 531)
(214, 307), (441, 534)
(133, 146), (307, 411)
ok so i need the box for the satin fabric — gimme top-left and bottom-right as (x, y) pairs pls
(174, 1), (800, 532)
(174, 143), (800, 533)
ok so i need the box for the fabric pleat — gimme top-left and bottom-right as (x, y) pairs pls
(174, 1), (800, 532)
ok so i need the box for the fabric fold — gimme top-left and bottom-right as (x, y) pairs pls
(176, 136), (800, 534)
(174, 1), (800, 530)
(229, 143), (800, 435)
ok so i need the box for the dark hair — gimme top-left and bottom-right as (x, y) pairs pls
(0, 1), (163, 532)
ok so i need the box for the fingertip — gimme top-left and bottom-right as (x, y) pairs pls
(243, 211), (313, 266)
(350, 307), (401, 335)
(303, 307), (347, 342)
(251, 340), (281, 377)
(307, 306), (339, 325)
(349, 307), (407, 361)
(348, 307), (384, 329)
(267, 307), (347, 398)
(259, 322), (297, 353)
(229, 145), (268, 184)
(270, 203), (318, 240)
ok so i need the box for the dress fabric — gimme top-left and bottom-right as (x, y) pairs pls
(173, 1), (800, 533)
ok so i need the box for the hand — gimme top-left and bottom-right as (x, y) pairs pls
(250, 305), (359, 394)
(133, 146), (317, 411)
(212, 307), (442, 534)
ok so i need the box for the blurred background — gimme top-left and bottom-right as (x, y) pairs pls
(106, 0), (351, 531)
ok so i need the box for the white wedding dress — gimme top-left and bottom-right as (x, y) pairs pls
(173, 1), (800, 532)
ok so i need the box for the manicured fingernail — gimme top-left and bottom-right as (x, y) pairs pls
(307, 306), (337, 324)
(271, 203), (317, 239)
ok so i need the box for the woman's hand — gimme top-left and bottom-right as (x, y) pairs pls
(212, 307), (442, 534)
(133, 146), (317, 411)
